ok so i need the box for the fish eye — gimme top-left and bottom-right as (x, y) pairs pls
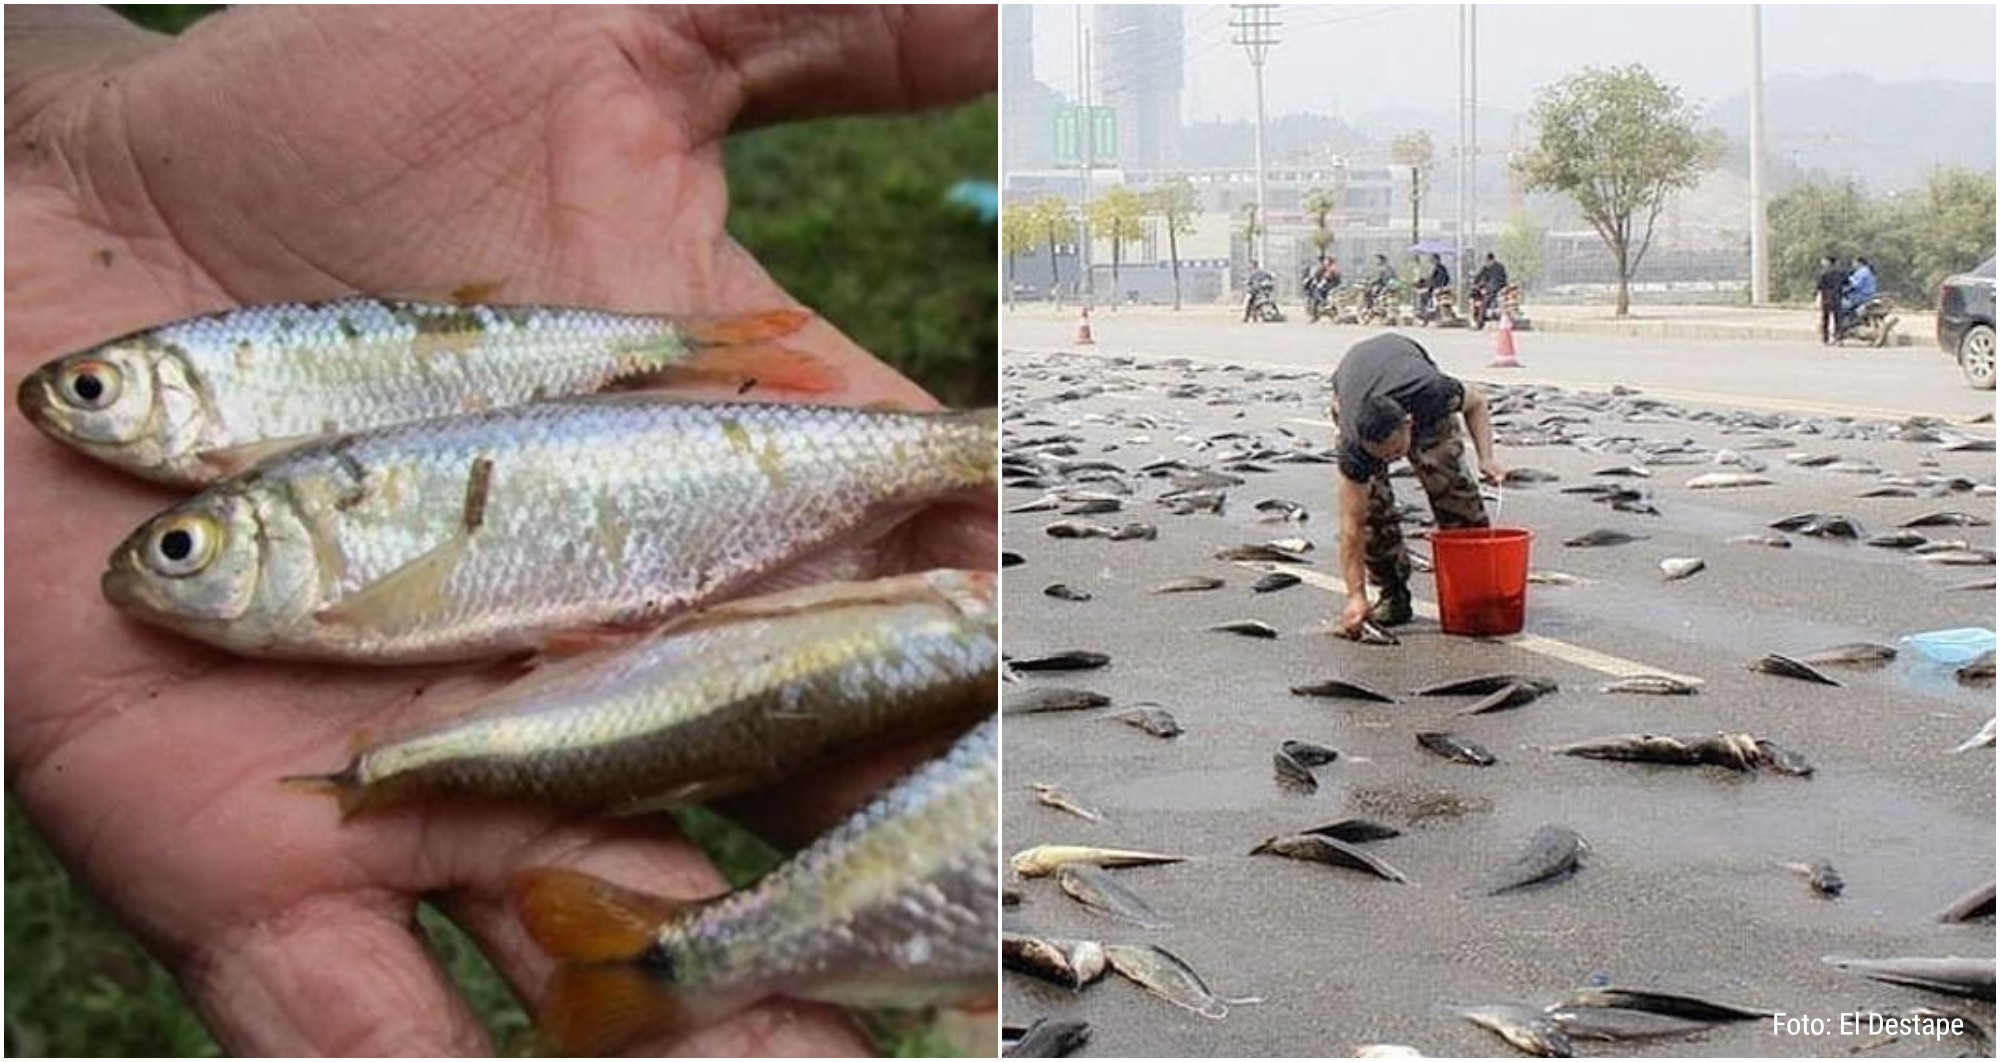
(144, 514), (219, 578)
(59, 359), (122, 410)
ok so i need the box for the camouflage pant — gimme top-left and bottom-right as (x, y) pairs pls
(1365, 417), (1490, 591)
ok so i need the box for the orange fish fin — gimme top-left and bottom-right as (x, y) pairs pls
(536, 962), (683, 1057)
(658, 342), (844, 396)
(449, 280), (506, 305)
(511, 867), (688, 964)
(677, 308), (813, 347)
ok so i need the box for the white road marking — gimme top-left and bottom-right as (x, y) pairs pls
(1246, 560), (1706, 685)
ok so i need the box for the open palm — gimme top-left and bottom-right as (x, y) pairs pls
(5, 6), (994, 1054)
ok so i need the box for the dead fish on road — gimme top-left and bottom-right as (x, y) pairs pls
(1002, 551), (1026, 567)
(1115, 705), (1185, 739)
(1002, 933), (1108, 990)
(1030, 783), (1102, 822)
(1290, 678), (1398, 704)
(1254, 498), (1308, 522)
(1010, 845), (1186, 878)
(1417, 731), (1496, 765)
(1252, 571), (1302, 593)
(1796, 642), (1898, 668)
(1043, 519), (1116, 539)
(1934, 880), (1995, 923)
(1563, 528), (1647, 548)
(1249, 834), (1411, 884)
(1726, 533), (1792, 548)
(1152, 575), (1226, 593)
(1209, 619), (1280, 639)
(1748, 653), (1841, 686)
(1527, 570), (1594, 585)
(1299, 818), (1403, 844)
(1043, 583), (1092, 601)
(1658, 557), (1705, 581)
(1557, 987), (1775, 1022)
(1004, 687), (1110, 714)
(1217, 543), (1313, 564)
(1281, 740), (1340, 766)
(1780, 858), (1844, 897)
(1002, 1017), (1091, 1058)
(1346, 620), (1402, 646)
(1009, 650), (1111, 673)
(1553, 732), (1763, 771)
(1461, 682), (1552, 715)
(1437, 1002), (1575, 1057)
(1598, 674), (1700, 695)
(1953, 716), (1996, 752)
(1057, 864), (1171, 929)
(1415, 674), (1560, 698)
(1685, 472), (1775, 489)
(1866, 529), (1930, 549)
(1901, 510), (1993, 528)
(1922, 548), (1997, 566)
(1104, 944), (1244, 1019)
(1822, 956), (1996, 1000)
(1273, 748), (1320, 793)
(1465, 824), (1588, 897)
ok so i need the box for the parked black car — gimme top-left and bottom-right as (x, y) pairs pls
(1937, 255), (1995, 390)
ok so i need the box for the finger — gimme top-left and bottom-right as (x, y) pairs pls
(656, 6), (995, 137)
(178, 894), (491, 1055)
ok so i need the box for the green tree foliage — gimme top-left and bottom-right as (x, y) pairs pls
(1147, 178), (1200, 311)
(1020, 196), (1078, 295)
(1494, 212), (1548, 293)
(1389, 130), (1434, 246)
(1514, 65), (1721, 315)
(1302, 185), (1339, 258)
(1767, 168), (1996, 304)
(1000, 205), (1038, 305)
(1087, 186), (1148, 300)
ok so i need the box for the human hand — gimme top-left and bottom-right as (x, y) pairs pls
(6, 5), (993, 1055)
(1337, 593), (1374, 638)
(1478, 456), (1506, 487)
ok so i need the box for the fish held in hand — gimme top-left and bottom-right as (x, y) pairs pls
(512, 715), (998, 1056)
(19, 298), (822, 486)
(289, 570), (996, 816)
(102, 398), (996, 664)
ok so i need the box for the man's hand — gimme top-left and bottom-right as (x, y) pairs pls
(1477, 455), (1507, 487)
(5, 6), (993, 1056)
(1337, 592), (1374, 638)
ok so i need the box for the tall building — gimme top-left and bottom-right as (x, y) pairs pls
(1093, 6), (1184, 171)
(1001, 5), (1059, 173)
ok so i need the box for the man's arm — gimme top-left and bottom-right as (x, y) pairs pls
(1459, 384), (1504, 486)
(1336, 471), (1373, 633)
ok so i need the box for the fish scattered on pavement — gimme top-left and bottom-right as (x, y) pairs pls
(1414, 674), (1559, 698)
(1461, 681), (1552, 715)
(1753, 738), (1816, 776)
(1934, 880), (1996, 923)
(1726, 533), (1791, 548)
(1043, 583), (1092, 601)
(1250, 834), (1411, 884)
(1685, 472), (1774, 489)
(1152, 576), (1225, 594)
(1748, 653), (1842, 686)
(1953, 717), (1997, 752)
(1009, 650), (1112, 673)
(1464, 824), (1588, 897)
(1344, 620), (1402, 646)
(1291, 678), (1399, 703)
(1003, 1017), (1092, 1058)
(1010, 845), (1187, 878)
(1299, 819), (1404, 844)
(1563, 528), (1646, 548)
(1555, 987), (1774, 1022)
(1780, 859), (1845, 897)
(1115, 705), (1185, 739)
(1209, 619), (1280, 639)
(1436, 1002), (1575, 1057)
(1417, 731), (1496, 765)
(1901, 510), (1992, 528)
(1796, 642), (1898, 668)
(17, 299), (822, 486)
(1002, 933), (1109, 990)
(1866, 530), (1930, 549)
(1030, 783), (1102, 822)
(1057, 864), (1171, 929)
(512, 714), (996, 1056)
(1658, 557), (1705, 581)
(1598, 674), (1700, 695)
(1252, 571), (1302, 593)
(1103, 944), (1244, 1019)
(1957, 652), (1996, 686)
(1273, 748), (1320, 794)
(1821, 956), (1996, 1000)
(1217, 543), (1313, 564)
(1280, 740), (1340, 766)
(1004, 687), (1111, 714)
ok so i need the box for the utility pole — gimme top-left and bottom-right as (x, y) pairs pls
(1455, 4), (1468, 312)
(1230, 4), (1279, 269)
(1748, 4), (1769, 305)
(1468, 6), (1478, 305)
(1076, 7), (1094, 306)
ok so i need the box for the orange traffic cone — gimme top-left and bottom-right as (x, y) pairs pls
(1075, 306), (1095, 346)
(1490, 311), (1521, 368)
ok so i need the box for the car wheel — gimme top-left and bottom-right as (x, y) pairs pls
(1960, 324), (1995, 390)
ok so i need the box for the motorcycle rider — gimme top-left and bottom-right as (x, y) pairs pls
(1840, 255), (1878, 332)
(1472, 252), (1509, 326)
(1305, 256), (1343, 320)
(1243, 259), (1277, 323)
(1416, 254), (1451, 322)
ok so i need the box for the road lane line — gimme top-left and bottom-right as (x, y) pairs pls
(1246, 560), (1706, 685)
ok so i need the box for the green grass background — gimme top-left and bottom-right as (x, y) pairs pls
(7, 6), (995, 1057)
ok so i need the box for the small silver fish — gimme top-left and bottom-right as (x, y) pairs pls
(19, 298), (821, 486)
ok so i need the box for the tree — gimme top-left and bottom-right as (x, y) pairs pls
(1513, 64), (1721, 315)
(1494, 212), (1547, 294)
(1020, 196), (1076, 297)
(1240, 201), (1262, 265)
(1147, 178), (1200, 311)
(1765, 179), (1873, 302)
(1768, 168), (1996, 304)
(1087, 186), (1149, 304)
(1302, 185), (1339, 260)
(1000, 205), (1038, 307)
(1903, 167), (1997, 296)
(1389, 130), (1434, 248)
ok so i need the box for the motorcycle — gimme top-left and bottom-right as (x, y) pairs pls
(1834, 296), (1898, 348)
(1303, 275), (1342, 323)
(1470, 283), (1521, 329)
(1245, 275), (1285, 323)
(1413, 286), (1460, 328)
(1360, 278), (1404, 326)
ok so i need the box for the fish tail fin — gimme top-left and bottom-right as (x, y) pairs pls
(536, 961), (686, 1057)
(652, 309), (837, 395)
(514, 868), (700, 1055)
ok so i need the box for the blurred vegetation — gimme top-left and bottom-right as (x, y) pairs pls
(1767, 168), (1997, 305)
(9, 5), (994, 1058)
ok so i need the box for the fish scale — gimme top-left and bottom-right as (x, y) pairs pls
(103, 397), (995, 663)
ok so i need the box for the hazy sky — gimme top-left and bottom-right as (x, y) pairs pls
(1029, 4), (1998, 122)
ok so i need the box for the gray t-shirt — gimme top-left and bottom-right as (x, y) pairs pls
(1331, 333), (1465, 482)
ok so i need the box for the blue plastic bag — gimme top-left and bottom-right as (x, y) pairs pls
(1900, 627), (1997, 666)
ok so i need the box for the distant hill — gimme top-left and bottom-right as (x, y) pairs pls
(1705, 73), (1996, 192)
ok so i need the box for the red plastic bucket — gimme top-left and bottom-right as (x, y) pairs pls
(1430, 527), (1532, 636)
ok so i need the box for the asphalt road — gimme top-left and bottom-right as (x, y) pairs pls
(999, 317), (1995, 1058)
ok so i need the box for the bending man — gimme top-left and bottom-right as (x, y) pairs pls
(1332, 333), (1506, 634)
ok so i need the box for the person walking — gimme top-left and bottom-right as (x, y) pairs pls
(1815, 255), (1846, 344)
(1330, 333), (1505, 635)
